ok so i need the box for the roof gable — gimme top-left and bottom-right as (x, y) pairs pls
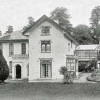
(23, 15), (78, 45)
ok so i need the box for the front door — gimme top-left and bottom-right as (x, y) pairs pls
(16, 65), (21, 79)
(40, 60), (52, 78)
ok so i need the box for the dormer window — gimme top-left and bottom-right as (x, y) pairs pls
(41, 26), (50, 35)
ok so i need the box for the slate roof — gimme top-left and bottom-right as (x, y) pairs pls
(0, 31), (28, 42)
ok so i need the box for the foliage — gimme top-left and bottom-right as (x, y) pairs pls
(72, 24), (93, 44)
(86, 59), (97, 72)
(50, 7), (72, 34)
(5, 25), (13, 34)
(88, 69), (100, 82)
(0, 50), (9, 83)
(79, 59), (97, 72)
(22, 16), (35, 32)
(90, 6), (100, 43)
(97, 50), (100, 60)
(89, 59), (97, 68)
(60, 66), (73, 84)
(78, 62), (87, 72)
(28, 17), (35, 26)
(90, 6), (100, 34)
(60, 66), (68, 75)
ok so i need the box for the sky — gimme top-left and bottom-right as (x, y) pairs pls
(0, 0), (100, 33)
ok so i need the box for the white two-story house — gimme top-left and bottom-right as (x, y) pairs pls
(0, 15), (78, 82)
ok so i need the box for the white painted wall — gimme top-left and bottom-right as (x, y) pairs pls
(29, 21), (76, 81)
(2, 42), (29, 79)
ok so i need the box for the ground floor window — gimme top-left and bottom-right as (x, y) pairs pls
(9, 61), (12, 74)
(40, 60), (52, 78)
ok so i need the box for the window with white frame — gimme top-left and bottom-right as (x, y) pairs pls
(68, 43), (70, 52)
(9, 43), (14, 56)
(70, 65), (75, 71)
(21, 43), (26, 54)
(41, 26), (50, 35)
(41, 41), (51, 53)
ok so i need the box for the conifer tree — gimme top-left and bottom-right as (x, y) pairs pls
(0, 50), (9, 83)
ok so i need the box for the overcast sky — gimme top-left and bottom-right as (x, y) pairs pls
(0, 0), (100, 33)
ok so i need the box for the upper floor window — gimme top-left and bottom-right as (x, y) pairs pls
(41, 26), (50, 35)
(21, 43), (26, 54)
(0, 43), (2, 51)
(68, 43), (70, 52)
(9, 43), (14, 56)
(41, 41), (51, 53)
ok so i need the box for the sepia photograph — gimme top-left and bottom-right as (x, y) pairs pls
(0, 0), (100, 100)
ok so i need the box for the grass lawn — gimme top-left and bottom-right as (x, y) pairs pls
(0, 82), (100, 100)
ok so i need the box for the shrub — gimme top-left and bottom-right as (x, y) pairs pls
(0, 50), (9, 83)
(79, 59), (97, 72)
(87, 59), (97, 72)
(87, 69), (100, 82)
(60, 66), (73, 84)
(78, 62), (87, 72)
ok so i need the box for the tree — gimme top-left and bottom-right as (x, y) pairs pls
(0, 50), (9, 83)
(72, 24), (93, 44)
(50, 7), (72, 34)
(90, 6), (100, 43)
(28, 16), (35, 26)
(5, 25), (13, 34)
(22, 16), (35, 32)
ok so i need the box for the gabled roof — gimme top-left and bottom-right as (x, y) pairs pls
(23, 15), (78, 45)
(77, 44), (98, 50)
(0, 31), (28, 43)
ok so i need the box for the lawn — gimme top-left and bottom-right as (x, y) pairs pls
(0, 82), (100, 100)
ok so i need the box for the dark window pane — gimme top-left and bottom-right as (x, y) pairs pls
(42, 26), (50, 35)
(41, 41), (51, 53)
(22, 43), (26, 54)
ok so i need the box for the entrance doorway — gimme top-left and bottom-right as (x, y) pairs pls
(16, 64), (21, 79)
(40, 60), (52, 78)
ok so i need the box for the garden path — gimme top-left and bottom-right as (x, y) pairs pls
(74, 72), (96, 83)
